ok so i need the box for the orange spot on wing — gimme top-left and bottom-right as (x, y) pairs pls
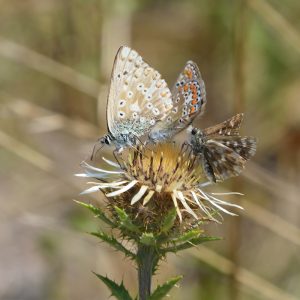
(191, 99), (198, 105)
(190, 106), (196, 114)
(183, 84), (188, 92)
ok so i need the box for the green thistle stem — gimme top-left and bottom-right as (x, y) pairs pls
(137, 245), (157, 300)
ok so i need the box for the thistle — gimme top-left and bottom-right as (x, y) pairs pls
(76, 143), (244, 300)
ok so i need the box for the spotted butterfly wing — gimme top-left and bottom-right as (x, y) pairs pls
(190, 114), (256, 182)
(104, 46), (173, 151)
(202, 137), (256, 182)
(149, 61), (206, 142)
(202, 113), (244, 137)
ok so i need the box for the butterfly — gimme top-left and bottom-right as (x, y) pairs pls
(149, 61), (206, 142)
(188, 113), (257, 182)
(92, 46), (173, 158)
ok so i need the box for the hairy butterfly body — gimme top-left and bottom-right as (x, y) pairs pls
(93, 46), (173, 158)
(149, 61), (206, 142)
(189, 113), (257, 182)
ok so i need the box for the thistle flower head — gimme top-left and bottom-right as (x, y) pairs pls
(77, 143), (243, 232)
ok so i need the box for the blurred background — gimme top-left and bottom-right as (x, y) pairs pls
(1, 0), (300, 299)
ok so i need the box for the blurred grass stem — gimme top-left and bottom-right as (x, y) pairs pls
(229, 0), (248, 298)
(0, 36), (101, 97)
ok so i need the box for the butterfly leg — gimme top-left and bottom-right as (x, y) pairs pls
(177, 141), (192, 157)
(113, 148), (123, 166)
(133, 134), (153, 154)
(90, 142), (97, 161)
(90, 140), (106, 161)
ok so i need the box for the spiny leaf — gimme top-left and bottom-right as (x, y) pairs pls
(163, 236), (221, 253)
(140, 232), (156, 246)
(152, 256), (160, 275)
(90, 231), (135, 259)
(114, 206), (140, 233)
(173, 229), (203, 243)
(93, 273), (133, 300)
(148, 276), (183, 300)
(160, 208), (177, 234)
(74, 200), (115, 226)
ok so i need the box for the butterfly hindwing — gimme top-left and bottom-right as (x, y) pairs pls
(190, 114), (257, 182)
(203, 139), (248, 181)
(212, 136), (257, 160)
(107, 46), (173, 139)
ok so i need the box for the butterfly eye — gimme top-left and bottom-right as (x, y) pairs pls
(191, 128), (197, 135)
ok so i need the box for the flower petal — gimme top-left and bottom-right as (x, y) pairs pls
(199, 181), (212, 187)
(106, 180), (138, 197)
(75, 173), (89, 177)
(176, 190), (198, 219)
(102, 157), (120, 168)
(210, 192), (244, 196)
(81, 161), (124, 174)
(80, 185), (101, 195)
(206, 199), (237, 216)
(131, 185), (148, 205)
(207, 194), (244, 210)
(191, 191), (218, 222)
(143, 190), (155, 205)
(171, 192), (182, 222)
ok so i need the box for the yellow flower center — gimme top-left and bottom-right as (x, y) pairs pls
(121, 143), (204, 193)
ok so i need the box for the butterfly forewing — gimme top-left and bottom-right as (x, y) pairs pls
(107, 46), (173, 139)
(149, 61), (206, 141)
(202, 113), (244, 137)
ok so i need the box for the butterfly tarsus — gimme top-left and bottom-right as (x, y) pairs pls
(113, 148), (123, 166)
